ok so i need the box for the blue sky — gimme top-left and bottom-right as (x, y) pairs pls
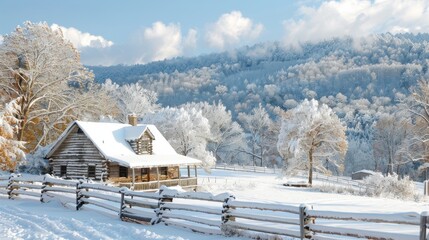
(1, 0), (429, 66)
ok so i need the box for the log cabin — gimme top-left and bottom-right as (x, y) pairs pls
(45, 115), (201, 190)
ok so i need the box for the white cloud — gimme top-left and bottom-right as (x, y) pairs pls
(283, 0), (429, 46)
(51, 24), (113, 49)
(141, 22), (183, 62)
(184, 28), (198, 53)
(206, 11), (263, 50)
(0, 35), (3, 45)
(80, 22), (198, 66)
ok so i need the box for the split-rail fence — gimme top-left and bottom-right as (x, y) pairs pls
(0, 173), (428, 240)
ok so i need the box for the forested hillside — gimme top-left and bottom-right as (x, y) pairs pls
(90, 33), (429, 177)
(91, 33), (429, 116)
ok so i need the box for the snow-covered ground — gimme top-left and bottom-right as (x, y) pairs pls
(198, 169), (428, 213)
(0, 196), (246, 240)
(0, 169), (428, 239)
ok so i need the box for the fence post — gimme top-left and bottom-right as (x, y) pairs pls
(420, 211), (429, 240)
(7, 173), (20, 199)
(7, 174), (14, 199)
(76, 180), (84, 210)
(424, 181), (429, 196)
(119, 189), (126, 220)
(152, 187), (173, 225)
(221, 195), (236, 235)
(40, 175), (47, 203)
(299, 204), (314, 239)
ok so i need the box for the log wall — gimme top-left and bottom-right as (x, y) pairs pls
(49, 125), (108, 181)
(127, 131), (153, 155)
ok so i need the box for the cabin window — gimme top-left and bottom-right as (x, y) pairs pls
(119, 166), (128, 178)
(160, 167), (168, 176)
(88, 166), (96, 178)
(141, 168), (149, 175)
(60, 166), (67, 177)
(140, 138), (152, 154)
(77, 128), (84, 134)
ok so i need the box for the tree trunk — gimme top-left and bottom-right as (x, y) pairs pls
(252, 143), (255, 166)
(308, 148), (313, 185)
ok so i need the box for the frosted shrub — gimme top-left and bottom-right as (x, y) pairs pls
(362, 173), (419, 201)
(18, 146), (51, 174)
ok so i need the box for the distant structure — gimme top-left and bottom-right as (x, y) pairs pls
(45, 115), (201, 190)
(351, 170), (379, 180)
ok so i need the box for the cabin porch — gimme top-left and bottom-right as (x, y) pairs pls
(108, 164), (198, 191)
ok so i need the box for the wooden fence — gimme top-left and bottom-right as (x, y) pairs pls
(215, 164), (278, 174)
(0, 173), (428, 240)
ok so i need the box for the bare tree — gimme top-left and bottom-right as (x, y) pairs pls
(101, 79), (159, 122)
(0, 22), (106, 151)
(277, 99), (347, 185)
(238, 104), (274, 167)
(400, 79), (429, 165)
(373, 114), (409, 175)
(0, 99), (25, 170)
(142, 107), (216, 171)
(181, 101), (246, 164)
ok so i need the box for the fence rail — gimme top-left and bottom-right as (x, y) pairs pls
(0, 173), (427, 240)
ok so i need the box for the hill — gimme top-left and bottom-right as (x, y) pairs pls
(90, 33), (429, 120)
(89, 33), (429, 175)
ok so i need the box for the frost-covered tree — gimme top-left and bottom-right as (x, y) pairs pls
(373, 114), (409, 175)
(0, 22), (102, 151)
(142, 107), (216, 171)
(0, 99), (25, 171)
(344, 137), (375, 175)
(102, 79), (159, 122)
(181, 101), (245, 164)
(238, 104), (274, 166)
(277, 99), (347, 185)
(400, 79), (429, 165)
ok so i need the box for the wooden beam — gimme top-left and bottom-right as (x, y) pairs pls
(156, 167), (160, 189)
(132, 168), (135, 188)
(194, 165), (198, 177)
(178, 166), (181, 186)
(187, 166), (190, 178)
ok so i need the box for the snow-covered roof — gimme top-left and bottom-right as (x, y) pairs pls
(124, 125), (155, 141)
(352, 170), (380, 175)
(46, 121), (201, 168)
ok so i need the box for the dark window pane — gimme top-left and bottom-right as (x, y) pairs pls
(60, 166), (67, 177)
(119, 166), (128, 178)
(88, 166), (96, 178)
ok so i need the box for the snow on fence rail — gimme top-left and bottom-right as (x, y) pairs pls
(0, 173), (428, 240)
(154, 187), (234, 235)
(223, 199), (306, 239)
(307, 209), (424, 240)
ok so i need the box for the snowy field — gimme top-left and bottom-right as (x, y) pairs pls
(0, 169), (428, 240)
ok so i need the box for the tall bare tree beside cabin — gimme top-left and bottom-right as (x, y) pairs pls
(0, 22), (107, 151)
(277, 99), (347, 185)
